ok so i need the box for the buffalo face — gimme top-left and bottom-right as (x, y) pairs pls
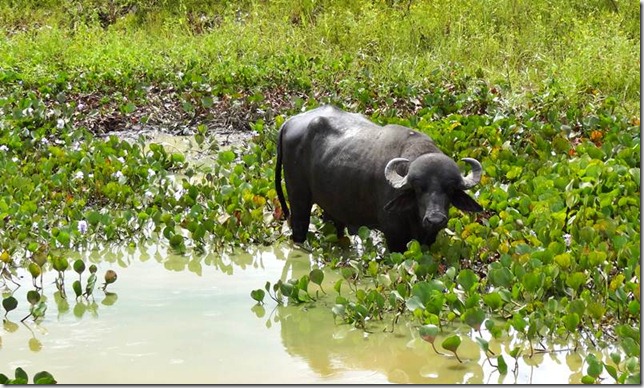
(383, 153), (483, 246)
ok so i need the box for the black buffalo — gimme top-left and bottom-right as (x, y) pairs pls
(274, 105), (483, 253)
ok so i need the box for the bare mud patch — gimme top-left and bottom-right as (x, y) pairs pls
(70, 84), (310, 149)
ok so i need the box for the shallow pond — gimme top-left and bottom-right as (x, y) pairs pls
(0, 242), (609, 384)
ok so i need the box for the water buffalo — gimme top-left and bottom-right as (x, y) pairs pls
(274, 105), (483, 253)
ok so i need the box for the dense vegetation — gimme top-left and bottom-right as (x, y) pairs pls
(0, 0), (639, 384)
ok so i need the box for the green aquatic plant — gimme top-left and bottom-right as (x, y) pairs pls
(419, 324), (443, 355)
(441, 334), (463, 363)
(21, 290), (46, 322)
(51, 256), (69, 299)
(0, 1), (639, 382)
(475, 337), (508, 375)
(101, 269), (118, 291)
(84, 264), (98, 299)
(2, 295), (17, 317)
(258, 268), (326, 306)
(73, 259), (86, 281)
(0, 368), (57, 384)
(250, 289), (265, 304)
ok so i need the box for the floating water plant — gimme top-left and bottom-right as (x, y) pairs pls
(419, 324), (443, 355)
(21, 290), (47, 322)
(84, 265), (98, 300)
(441, 335), (463, 363)
(101, 270), (118, 292)
(0, 367), (57, 384)
(2, 296), (17, 318)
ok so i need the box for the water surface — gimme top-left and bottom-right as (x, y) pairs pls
(0, 242), (598, 383)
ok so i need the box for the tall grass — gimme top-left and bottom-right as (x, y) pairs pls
(0, 0), (639, 115)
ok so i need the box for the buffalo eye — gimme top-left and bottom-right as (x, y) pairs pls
(412, 181), (427, 195)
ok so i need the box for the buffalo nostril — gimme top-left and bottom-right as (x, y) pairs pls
(423, 214), (447, 229)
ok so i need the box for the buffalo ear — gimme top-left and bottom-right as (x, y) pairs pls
(384, 190), (416, 213)
(452, 190), (483, 212)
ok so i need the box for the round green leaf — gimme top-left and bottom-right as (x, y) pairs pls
(405, 295), (425, 311)
(33, 371), (57, 384)
(52, 256), (69, 272)
(14, 367), (28, 382)
(169, 234), (184, 248)
(309, 269), (324, 286)
(482, 292), (503, 311)
(419, 324), (440, 344)
(73, 280), (82, 298)
(586, 355), (603, 378)
(27, 290), (41, 305)
(28, 262), (41, 278)
(563, 313), (580, 332)
(218, 150), (236, 164)
(171, 153), (185, 163)
(581, 375), (596, 384)
(250, 289), (265, 303)
(628, 300), (640, 316)
(511, 314), (527, 333)
(457, 269), (478, 292)
(73, 259), (86, 275)
(2, 296), (18, 313)
(104, 269), (118, 285)
(488, 266), (514, 288)
(279, 282), (293, 297)
(56, 231), (71, 247)
(441, 334), (462, 353)
(566, 272), (587, 293)
(462, 308), (486, 332)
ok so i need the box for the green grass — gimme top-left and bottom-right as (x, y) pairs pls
(0, 0), (639, 116)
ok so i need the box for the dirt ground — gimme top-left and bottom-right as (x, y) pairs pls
(71, 85), (311, 149)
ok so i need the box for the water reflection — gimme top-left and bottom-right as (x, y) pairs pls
(260, 248), (487, 383)
(272, 301), (485, 384)
(0, 242), (610, 384)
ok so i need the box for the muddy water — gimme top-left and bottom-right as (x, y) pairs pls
(0, 243), (596, 384)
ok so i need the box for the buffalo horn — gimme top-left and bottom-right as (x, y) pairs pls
(384, 158), (410, 189)
(460, 158), (482, 189)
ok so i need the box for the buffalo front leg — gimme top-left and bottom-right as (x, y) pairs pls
(385, 238), (409, 254)
(321, 211), (346, 238)
(382, 228), (411, 254)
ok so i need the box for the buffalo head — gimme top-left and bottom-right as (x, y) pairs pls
(383, 154), (483, 242)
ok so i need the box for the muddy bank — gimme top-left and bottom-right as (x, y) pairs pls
(58, 84), (312, 147)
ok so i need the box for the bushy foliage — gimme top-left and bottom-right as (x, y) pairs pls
(0, 0), (639, 384)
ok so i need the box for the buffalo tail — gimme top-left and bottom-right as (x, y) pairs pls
(275, 125), (290, 220)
